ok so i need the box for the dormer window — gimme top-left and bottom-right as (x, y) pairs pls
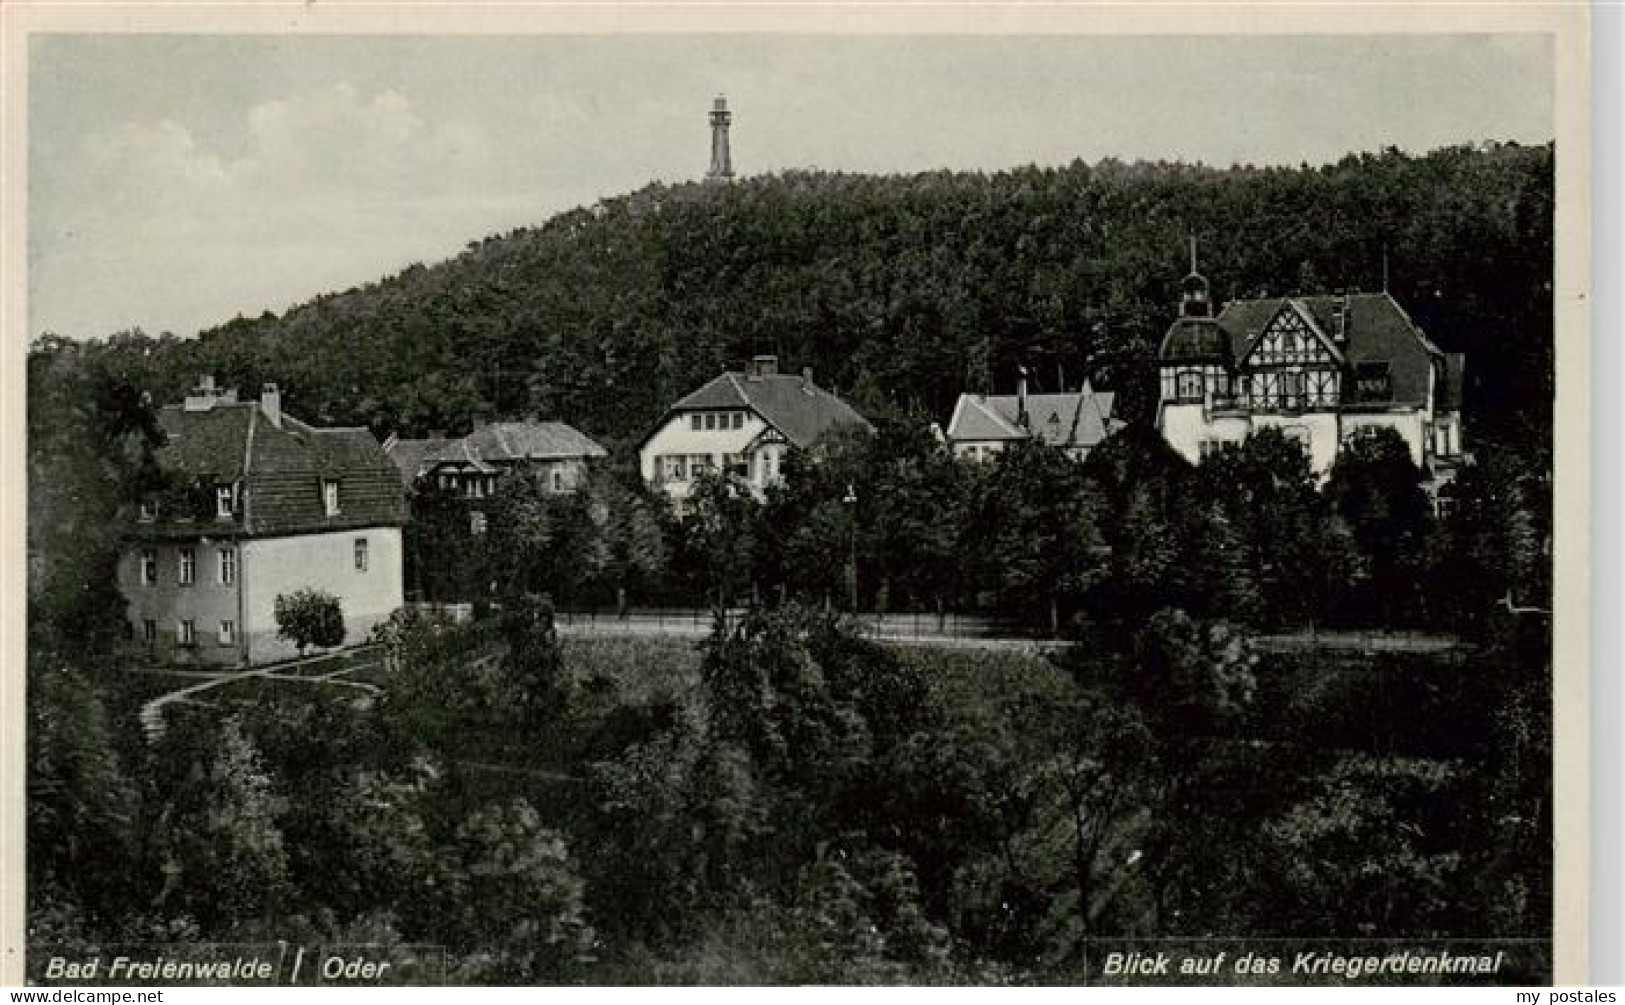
(215, 484), (235, 519)
(323, 479), (341, 516)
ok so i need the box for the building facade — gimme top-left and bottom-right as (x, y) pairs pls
(638, 355), (870, 505)
(1155, 260), (1466, 486)
(946, 379), (1122, 462)
(118, 378), (407, 666)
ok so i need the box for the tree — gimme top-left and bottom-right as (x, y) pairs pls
(971, 440), (1107, 634)
(274, 589), (346, 655)
(499, 591), (568, 725)
(1261, 755), (1466, 936)
(1196, 428), (1329, 627)
(150, 718), (290, 932)
(1325, 426), (1434, 625)
(432, 800), (596, 982)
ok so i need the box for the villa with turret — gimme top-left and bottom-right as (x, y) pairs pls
(1155, 247), (1467, 490)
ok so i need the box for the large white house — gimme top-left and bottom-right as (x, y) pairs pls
(1155, 260), (1466, 485)
(945, 379), (1121, 462)
(638, 355), (870, 504)
(118, 378), (407, 666)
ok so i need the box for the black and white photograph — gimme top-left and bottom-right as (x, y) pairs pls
(5, 4), (1592, 988)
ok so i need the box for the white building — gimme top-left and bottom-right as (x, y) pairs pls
(1155, 260), (1466, 485)
(638, 355), (870, 505)
(118, 378), (407, 666)
(945, 379), (1121, 462)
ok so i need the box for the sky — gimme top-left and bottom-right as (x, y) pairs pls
(28, 33), (1553, 342)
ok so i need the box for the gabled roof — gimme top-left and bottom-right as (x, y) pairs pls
(946, 384), (1122, 450)
(667, 371), (871, 449)
(382, 436), (458, 487)
(460, 421), (609, 463)
(153, 400), (406, 536)
(385, 421), (607, 486)
(1167, 291), (1450, 409)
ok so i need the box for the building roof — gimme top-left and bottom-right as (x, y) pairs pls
(1158, 316), (1231, 362)
(382, 436), (458, 487)
(152, 398), (406, 536)
(1160, 291), (1455, 410)
(459, 421), (609, 463)
(667, 371), (871, 449)
(946, 384), (1122, 450)
(385, 421), (607, 486)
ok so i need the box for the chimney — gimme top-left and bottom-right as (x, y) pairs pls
(184, 375), (221, 412)
(801, 366), (814, 389)
(1333, 296), (1349, 343)
(260, 383), (282, 428)
(1016, 368), (1030, 429)
(749, 354), (778, 378)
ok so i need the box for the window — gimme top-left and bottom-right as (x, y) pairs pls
(138, 498), (157, 522)
(177, 620), (196, 647)
(732, 412), (745, 430)
(219, 620), (235, 646)
(140, 548), (157, 586)
(216, 484), (234, 519)
(218, 547), (236, 585)
(142, 619), (157, 645)
(704, 413), (717, 431)
(661, 455), (687, 482)
(354, 537), (369, 573)
(1354, 362), (1392, 402)
(690, 414), (703, 431)
(1176, 371), (1204, 400)
(1199, 439), (1228, 460)
(551, 468), (565, 492)
(323, 480), (340, 516)
(1282, 371), (1308, 409)
(470, 511), (488, 536)
(178, 548), (196, 586)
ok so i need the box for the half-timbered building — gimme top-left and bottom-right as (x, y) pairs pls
(1156, 256), (1466, 484)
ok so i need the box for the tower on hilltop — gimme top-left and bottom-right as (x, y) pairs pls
(707, 95), (734, 182)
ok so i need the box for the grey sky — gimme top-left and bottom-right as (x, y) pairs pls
(29, 33), (1553, 341)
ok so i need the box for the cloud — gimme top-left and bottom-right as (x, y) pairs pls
(33, 82), (518, 338)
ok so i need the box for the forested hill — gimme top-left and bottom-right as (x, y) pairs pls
(69, 142), (1553, 454)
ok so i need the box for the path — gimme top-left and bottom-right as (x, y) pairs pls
(135, 644), (383, 742)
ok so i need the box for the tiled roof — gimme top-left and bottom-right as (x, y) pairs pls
(947, 384), (1121, 450)
(458, 422), (608, 463)
(148, 400), (406, 536)
(1164, 292), (1453, 410)
(385, 422), (607, 486)
(383, 436), (458, 486)
(669, 371), (871, 449)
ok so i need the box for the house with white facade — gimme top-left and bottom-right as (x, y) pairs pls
(1155, 257), (1466, 487)
(638, 355), (870, 505)
(945, 378), (1121, 461)
(118, 377), (407, 666)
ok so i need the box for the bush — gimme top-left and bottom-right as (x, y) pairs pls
(274, 589), (345, 655)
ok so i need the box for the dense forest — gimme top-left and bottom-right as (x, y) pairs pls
(39, 142), (1553, 460)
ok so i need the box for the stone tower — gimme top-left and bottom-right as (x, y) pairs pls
(707, 95), (734, 182)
